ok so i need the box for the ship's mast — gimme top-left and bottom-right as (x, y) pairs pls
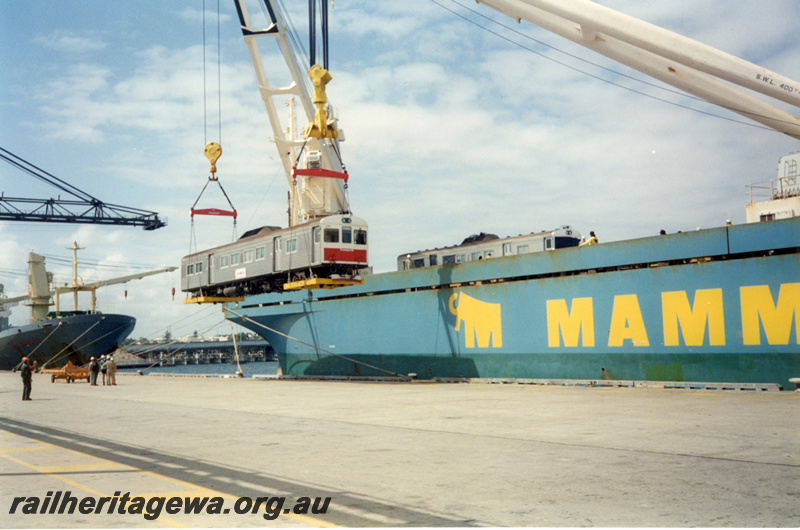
(476, 0), (800, 140)
(52, 247), (176, 315)
(68, 241), (84, 311)
(0, 248), (176, 322)
(233, 0), (350, 226)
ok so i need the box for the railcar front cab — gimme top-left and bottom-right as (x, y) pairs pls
(316, 214), (368, 276)
(551, 226), (581, 249)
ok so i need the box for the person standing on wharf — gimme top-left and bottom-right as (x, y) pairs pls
(20, 357), (32, 401)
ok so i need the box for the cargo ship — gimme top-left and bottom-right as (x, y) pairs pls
(0, 311), (136, 372)
(192, 0), (800, 387)
(1, 248), (174, 371)
(226, 213), (799, 386)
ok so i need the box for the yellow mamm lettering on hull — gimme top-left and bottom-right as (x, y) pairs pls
(662, 289), (725, 346)
(546, 283), (799, 349)
(546, 298), (595, 347)
(608, 294), (649, 347)
(741, 283), (800, 345)
(449, 292), (502, 348)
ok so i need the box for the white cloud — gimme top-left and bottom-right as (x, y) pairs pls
(176, 7), (233, 26)
(33, 31), (106, 53)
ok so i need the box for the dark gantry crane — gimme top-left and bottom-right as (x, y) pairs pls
(0, 147), (166, 230)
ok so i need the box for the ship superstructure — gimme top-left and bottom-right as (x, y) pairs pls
(746, 153), (800, 223)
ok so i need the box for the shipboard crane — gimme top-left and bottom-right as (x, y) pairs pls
(182, 1), (366, 303)
(52, 242), (177, 315)
(475, 0), (800, 140)
(233, 0), (351, 227)
(0, 247), (176, 322)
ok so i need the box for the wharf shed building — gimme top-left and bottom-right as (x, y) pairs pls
(121, 340), (275, 367)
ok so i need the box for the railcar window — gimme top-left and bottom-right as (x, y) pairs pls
(255, 247), (265, 260)
(429, 254), (438, 266)
(517, 245), (529, 254)
(342, 227), (352, 244)
(196, 262), (203, 273)
(314, 229), (320, 243)
(443, 254), (455, 265)
(545, 238), (552, 250)
(456, 254), (465, 263)
(555, 237), (580, 249)
(287, 239), (298, 253)
(471, 252), (481, 261)
(503, 243), (512, 256)
(244, 250), (254, 263)
(187, 264), (194, 275)
(355, 229), (367, 245)
(413, 258), (425, 268)
(231, 253), (240, 266)
(220, 256), (229, 268)
(324, 229), (339, 243)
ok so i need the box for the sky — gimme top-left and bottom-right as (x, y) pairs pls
(1, 0), (799, 342)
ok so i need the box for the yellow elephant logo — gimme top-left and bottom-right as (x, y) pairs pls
(449, 292), (503, 348)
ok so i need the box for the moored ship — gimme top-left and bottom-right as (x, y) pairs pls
(226, 213), (799, 388)
(189, 0), (800, 387)
(1, 248), (174, 371)
(0, 311), (136, 372)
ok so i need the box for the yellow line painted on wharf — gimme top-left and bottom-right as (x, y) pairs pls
(0, 430), (336, 528)
(1, 441), (183, 528)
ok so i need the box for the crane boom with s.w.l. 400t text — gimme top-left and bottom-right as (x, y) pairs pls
(476, 0), (800, 140)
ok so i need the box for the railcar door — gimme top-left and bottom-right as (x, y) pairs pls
(273, 236), (282, 272)
(208, 253), (215, 284)
(312, 226), (320, 264)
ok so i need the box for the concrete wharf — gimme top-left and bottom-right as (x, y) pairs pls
(1, 372), (798, 528)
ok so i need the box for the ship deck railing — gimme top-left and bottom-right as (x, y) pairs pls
(747, 176), (800, 203)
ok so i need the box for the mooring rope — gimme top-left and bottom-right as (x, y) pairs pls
(11, 322), (63, 370)
(39, 318), (103, 369)
(53, 319), (141, 368)
(225, 307), (412, 380)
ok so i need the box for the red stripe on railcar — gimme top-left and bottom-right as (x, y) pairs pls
(324, 248), (367, 263)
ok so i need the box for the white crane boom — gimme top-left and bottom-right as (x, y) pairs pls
(476, 0), (800, 140)
(75, 267), (178, 291)
(233, 0), (350, 226)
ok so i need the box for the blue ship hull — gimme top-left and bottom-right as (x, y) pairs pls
(227, 218), (800, 388)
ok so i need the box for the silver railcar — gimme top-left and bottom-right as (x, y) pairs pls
(397, 226), (580, 270)
(182, 214), (368, 296)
